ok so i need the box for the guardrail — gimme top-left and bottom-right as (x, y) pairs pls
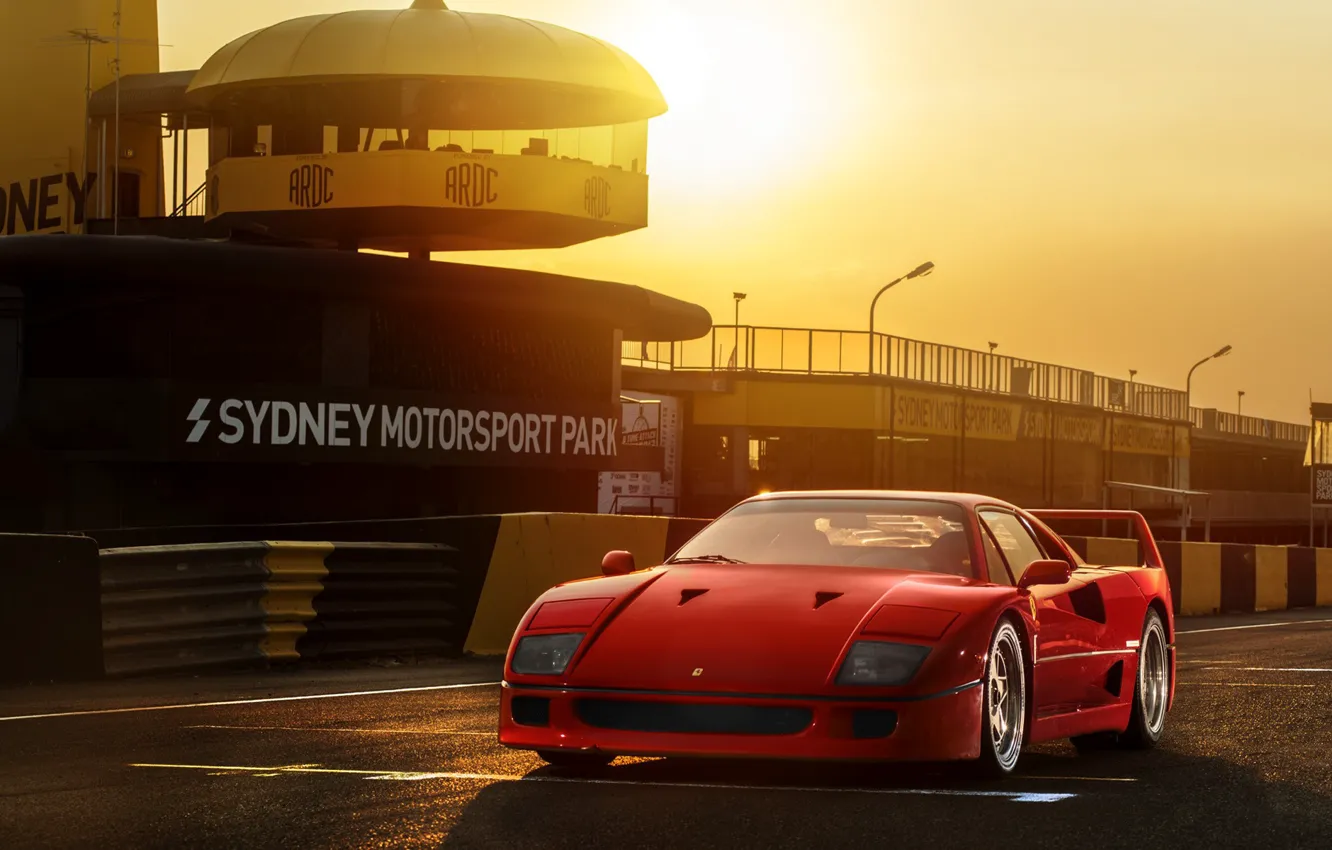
(1191, 408), (1309, 444)
(99, 541), (454, 676)
(625, 326), (1310, 440)
(624, 325), (1190, 421)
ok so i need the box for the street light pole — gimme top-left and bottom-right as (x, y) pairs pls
(732, 292), (746, 370)
(1185, 344), (1233, 413)
(1238, 390), (1245, 416)
(868, 261), (934, 374)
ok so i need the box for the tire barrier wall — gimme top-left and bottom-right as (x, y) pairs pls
(0, 533), (102, 684)
(100, 542), (329, 676)
(1064, 536), (1332, 617)
(86, 513), (711, 669)
(99, 541), (453, 676)
(300, 542), (460, 660)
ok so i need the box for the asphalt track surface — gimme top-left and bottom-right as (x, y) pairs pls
(3, 610), (1332, 850)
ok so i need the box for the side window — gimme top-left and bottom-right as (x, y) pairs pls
(1027, 518), (1084, 568)
(979, 510), (1045, 582)
(981, 528), (1014, 586)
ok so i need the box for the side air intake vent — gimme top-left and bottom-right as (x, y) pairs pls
(1068, 584), (1107, 623)
(1104, 660), (1124, 697)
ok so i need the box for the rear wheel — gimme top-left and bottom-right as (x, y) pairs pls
(537, 750), (614, 769)
(975, 618), (1027, 777)
(1071, 607), (1169, 752)
(1121, 607), (1170, 749)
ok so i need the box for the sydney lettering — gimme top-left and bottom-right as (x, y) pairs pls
(0, 171), (97, 235)
(185, 399), (619, 458)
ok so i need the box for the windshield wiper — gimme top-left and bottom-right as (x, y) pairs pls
(669, 554), (747, 564)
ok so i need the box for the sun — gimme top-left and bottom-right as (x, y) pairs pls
(604, 3), (851, 191)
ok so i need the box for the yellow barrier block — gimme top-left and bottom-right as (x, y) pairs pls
(261, 582), (327, 621)
(261, 623), (308, 662)
(464, 513), (671, 656)
(1179, 543), (1222, 616)
(1253, 546), (1288, 612)
(259, 541), (333, 661)
(263, 541), (334, 580)
(1084, 537), (1140, 567)
(1318, 550), (1332, 607)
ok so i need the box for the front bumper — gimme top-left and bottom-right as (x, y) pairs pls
(498, 680), (984, 762)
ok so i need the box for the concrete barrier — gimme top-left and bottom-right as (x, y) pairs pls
(463, 514), (702, 655)
(1065, 535), (1332, 616)
(0, 533), (102, 684)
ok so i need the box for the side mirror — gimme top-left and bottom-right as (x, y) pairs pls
(601, 550), (636, 577)
(1019, 559), (1072, 589)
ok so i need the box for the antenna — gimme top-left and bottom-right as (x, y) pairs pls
(110, 2), (169, 234)
(42, 29), (110, 234)
(44, 17), (164, 234)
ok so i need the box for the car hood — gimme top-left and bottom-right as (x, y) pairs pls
(566, 563), (978, 694)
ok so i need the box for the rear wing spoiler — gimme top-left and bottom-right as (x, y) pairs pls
(1026, 510), (1164, 570)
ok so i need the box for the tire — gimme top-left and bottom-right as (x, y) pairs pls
(537, 750), (614, 769)
(974, 618), (1027, 777)
(1120, 607), (1170, 749)
(1071, 607), (1170, 752)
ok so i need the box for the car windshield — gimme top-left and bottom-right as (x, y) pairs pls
(669, 498), (975, 577)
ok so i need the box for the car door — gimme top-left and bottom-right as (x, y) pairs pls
(977, 508), (1097, 718)
(1024, 515), (1154, 710)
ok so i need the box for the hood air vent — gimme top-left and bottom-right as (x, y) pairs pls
(813, 591), (843, 609)
(679, 588), (709, 606)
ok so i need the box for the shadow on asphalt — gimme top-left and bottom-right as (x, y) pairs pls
(438, 748), (1332, 849)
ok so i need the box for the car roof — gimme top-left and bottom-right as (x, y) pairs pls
(740, 490), (1021, 511)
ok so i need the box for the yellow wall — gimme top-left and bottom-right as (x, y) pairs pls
(693, 378), (1188, 459)
(0, 0), (161, 235)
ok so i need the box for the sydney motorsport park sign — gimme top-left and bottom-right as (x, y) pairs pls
(173, 387), (661, 471)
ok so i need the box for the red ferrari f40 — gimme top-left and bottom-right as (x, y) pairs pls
(498, 491), (1175, 777)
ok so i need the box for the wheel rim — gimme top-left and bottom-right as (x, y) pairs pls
(1141, 620), (1169, 737)
(987, 625), (1025, 771)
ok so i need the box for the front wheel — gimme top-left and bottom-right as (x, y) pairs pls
(975, 618), (1027, 777)
(537, 750), (614, 769)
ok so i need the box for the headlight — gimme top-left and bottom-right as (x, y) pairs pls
(836, 641), (931, 686)
(512, 633), (584, 675)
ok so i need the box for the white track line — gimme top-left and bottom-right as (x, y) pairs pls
(128, 762), (1078, 803)
(1176, 683), (1314, 688)
(186, 724), (495, 736)
(1231, 668), (1332, 673)
(0, 681), (500, 723)
(1177, 618), (1332, 635)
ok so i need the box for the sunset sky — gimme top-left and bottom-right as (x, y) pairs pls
(156, 0), (1332, 423)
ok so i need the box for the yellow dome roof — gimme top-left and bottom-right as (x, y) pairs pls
(187, 3), (667, 128)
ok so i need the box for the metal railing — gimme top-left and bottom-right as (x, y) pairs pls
(170, 181), (208, 217)
(1190, 408), (1309, 444)
(623, 325), (1189, 421)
